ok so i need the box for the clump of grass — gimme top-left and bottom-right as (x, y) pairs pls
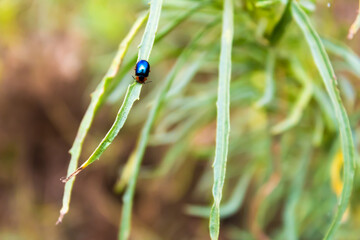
(60, 0), (359, 239)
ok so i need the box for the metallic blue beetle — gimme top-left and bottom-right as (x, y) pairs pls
(134, 60), (150, 84)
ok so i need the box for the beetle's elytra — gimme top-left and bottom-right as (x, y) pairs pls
(134, 60), (150, 84)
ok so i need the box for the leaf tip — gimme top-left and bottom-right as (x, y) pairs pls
(56, 208), (68, 225)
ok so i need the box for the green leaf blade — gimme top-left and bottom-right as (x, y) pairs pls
(210, 0), (234, 239)
(57, 12), (148, 224)
(255, 49), (276, 108)
(292, 3), (356, 239)
(118, 20), (217, 240)
(117, 0), (164, 239)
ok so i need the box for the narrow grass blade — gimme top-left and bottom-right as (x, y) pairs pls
(338, 76), (356, 109)
(61, 83), (141, 182)
(148, 139), (188, 178)
(289, 58), (337, 131)
(57, 12), (148, 224)
(132, 54), (205, 179)
(210, 0), (234, 239)
(118, 22), (215, 240)
(150, 81), (256, 147)
(283, 143), (311, 240)
(347, 0), (360, 39)
(313, 112), (324, 146)
(186, 168), (253, 218)
(116, 23), (217, 189)
(166, 53), (205, 98)
(322, 38), (360, 77)
(149, 111), (206, 145)
(255, 49), (276, 108)
(155, 2), (210, 42)
(61, 0), (163, 182)
(268, 0), (292, 46)
(249, 173), (281, 240)
(272, 58), (313, 134)
(255, 0), (281, 8)
(107, 1), (210, 103)
(137, 1), (162, 61)
(271, 84), (312, 134)
(348, 13), (360, 40)
(313, 84), (336, 130)
(292, 3), (356, 239)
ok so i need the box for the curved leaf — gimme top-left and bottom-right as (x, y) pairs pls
(292, 3), (356, 239)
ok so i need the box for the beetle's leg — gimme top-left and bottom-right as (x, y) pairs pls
(132, 75), (138, 83)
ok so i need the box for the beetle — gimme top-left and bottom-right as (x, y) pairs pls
(134, 60), (150, 84)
